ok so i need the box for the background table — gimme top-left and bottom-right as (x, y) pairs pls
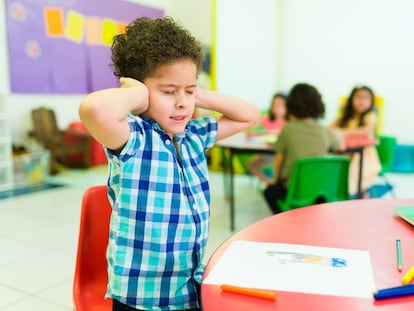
(217, 132), (374, 230)
(202, 198), (414, 310)
(217, 133), (274, 230)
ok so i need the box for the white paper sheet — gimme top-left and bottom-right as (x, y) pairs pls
(203, 240), (376, 298)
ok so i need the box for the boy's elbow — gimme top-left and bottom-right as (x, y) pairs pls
(79, 99), (91, 122)
(79, 96), (101, 125)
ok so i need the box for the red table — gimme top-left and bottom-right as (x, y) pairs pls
(202, 199), (414, 310)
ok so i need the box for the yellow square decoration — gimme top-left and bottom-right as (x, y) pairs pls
(65, 10), (85, 43)
(102, 18), (118, 47)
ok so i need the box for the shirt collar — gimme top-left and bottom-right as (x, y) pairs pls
(140, 115), (187, 142)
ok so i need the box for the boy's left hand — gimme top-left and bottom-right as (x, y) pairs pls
(194, 87), (203, 107)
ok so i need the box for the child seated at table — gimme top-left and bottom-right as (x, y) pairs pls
(329, 85), (381, 198)
(247, 93), (287, 183)
(263, 83), (342, 214)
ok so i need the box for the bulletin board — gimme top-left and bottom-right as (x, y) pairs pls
(5, 0), (164, 94)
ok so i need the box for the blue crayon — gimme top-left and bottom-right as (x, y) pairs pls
(373, 283), (414, 300)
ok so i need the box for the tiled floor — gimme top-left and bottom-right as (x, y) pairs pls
(0, 167), (412, 310)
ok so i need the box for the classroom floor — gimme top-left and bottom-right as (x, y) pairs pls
(0, 167), (412, 310)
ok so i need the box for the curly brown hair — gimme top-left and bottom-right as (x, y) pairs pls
(111, 16), (204, 82)
(286, 83), (325, 119)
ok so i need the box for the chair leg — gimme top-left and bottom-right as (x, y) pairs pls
(388, 183), (396, 198)
(49, 152), (59, 175)
(385, 180), (396, 198)
(381, 174), (396, 198)
(373, 177), (396, 198)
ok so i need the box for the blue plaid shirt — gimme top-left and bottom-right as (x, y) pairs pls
(105, 115), (218, 310)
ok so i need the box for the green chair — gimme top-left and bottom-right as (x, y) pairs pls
(374, 134), (397, 197)
(278, 156), (350, 212)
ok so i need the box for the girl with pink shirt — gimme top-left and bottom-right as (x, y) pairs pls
(248, 93), (287, 183)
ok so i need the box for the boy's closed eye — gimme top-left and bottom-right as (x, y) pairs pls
(161, 88), (195, 95)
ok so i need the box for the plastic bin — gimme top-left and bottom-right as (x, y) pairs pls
(13, 151), (50, 188)
(392, 144), (414, 173)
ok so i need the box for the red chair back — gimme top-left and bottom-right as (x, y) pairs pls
(73, 185), (112, 310)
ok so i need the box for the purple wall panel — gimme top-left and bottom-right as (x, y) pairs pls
(5, 0), (164, 94)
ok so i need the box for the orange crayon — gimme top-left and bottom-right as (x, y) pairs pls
(220, 284), (277, 300)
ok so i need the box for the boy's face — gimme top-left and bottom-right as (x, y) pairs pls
(143, 59), (197, 139)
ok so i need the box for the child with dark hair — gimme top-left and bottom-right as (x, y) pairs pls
(329, 85), (381, 197)
(79, 16), (260, 311)
(263, 83), (341, 214)
(333, 86), (376, 128)
(248, 93), (287, 183)
(261, 93), (287, 131)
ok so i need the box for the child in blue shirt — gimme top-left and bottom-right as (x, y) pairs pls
(79, 17), (260, 311)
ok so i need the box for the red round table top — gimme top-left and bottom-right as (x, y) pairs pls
(202, 198), (414, 310)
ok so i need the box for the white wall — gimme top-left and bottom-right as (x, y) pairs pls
(215, 0), (279, 111)
(168, 0), (212, 45)
(278, 0), (414, 142)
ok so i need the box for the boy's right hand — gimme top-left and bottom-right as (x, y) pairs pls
(119, 77), (149, 115)
(119, 77), (142, 88)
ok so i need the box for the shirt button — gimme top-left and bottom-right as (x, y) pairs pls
(165, 139), (171, 145)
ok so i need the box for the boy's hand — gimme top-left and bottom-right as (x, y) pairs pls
(119, 77), (142, 88)
(119, 77), (149, 115)
(195, 87), (212, 110)
(194, 87), (203, 107)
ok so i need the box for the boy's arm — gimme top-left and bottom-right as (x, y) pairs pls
(79, 78), (149, 150)
(195, 88), (260, 141)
